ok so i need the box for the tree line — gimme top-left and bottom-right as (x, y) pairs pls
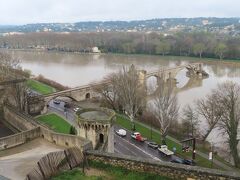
(0, 32), (240, 59)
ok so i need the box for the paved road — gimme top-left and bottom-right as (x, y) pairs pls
(48, 101), (239, 171)
(113, 125), (175, 162)
(48, 100), (77, 126)
(136, 121), (237, 171)
(48, 101), (172, 162)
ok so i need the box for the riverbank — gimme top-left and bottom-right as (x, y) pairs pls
(27, 79), (56, 95)
(2, 48), (240, 64)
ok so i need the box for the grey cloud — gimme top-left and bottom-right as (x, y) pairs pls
(0, 0), (239, 25)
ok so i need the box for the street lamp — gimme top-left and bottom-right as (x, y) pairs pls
(150, 120), (153, 140)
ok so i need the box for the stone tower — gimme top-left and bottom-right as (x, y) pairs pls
(76, 108), (115, 153)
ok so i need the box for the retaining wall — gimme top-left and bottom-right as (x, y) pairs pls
(0, 127), (40, 150)
(40, 127), (92, 151)
(86, 151), (240, 180)
(3, 105), (37, 131)
(1, 105), (92, 151)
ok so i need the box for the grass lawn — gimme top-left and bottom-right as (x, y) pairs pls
(51, 161), (172, 180)
(27, 79), (56, 95)
(115, 114), (221, 169)
(36, 113), (71, 134)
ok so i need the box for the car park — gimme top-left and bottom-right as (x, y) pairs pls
(53, 99), (61, 104)
(115, 129), (127, 137)
(131, 132), (146, 142)
(147, 141), (158, 149)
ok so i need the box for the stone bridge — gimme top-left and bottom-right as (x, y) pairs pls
(43, 84), (100, 103)
(31, 62), (206, 114)
(145, 62), (205, 81)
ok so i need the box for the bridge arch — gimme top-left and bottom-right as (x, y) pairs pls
(85, 93), (91, 99)
(46, 95), (78, 104)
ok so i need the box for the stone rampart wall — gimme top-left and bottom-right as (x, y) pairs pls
(40, 127), (92, 151)
(1, 105), (93, 151)
(86, 151), (240, 180)
(3, 105), (37, 131)
(0, 127), (40, 150)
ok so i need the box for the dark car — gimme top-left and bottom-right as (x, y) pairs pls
(183, 159), (196, 166)
(53, 99), (60, 104)
(170, 158), (184, 164)
(147, 141), (158, 149)
(171, 158), (195, 166)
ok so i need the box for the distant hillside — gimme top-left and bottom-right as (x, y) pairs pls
(0, 18), (240, 36)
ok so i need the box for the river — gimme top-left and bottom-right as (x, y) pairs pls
(7, 50), (240, 153)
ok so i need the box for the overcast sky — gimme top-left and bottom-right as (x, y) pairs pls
(0, 0), (239, 25)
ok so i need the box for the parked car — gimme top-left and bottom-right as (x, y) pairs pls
(147, 141), (158, 149)
(182, 159), (196, 166)
(53, 99), (60, 104)
(131, 132), (146, 142)
(170, 158), (184, 164)
(115, 129), (127, 137)
(171, 158), (195, 166)
(158, 145), (174, 156)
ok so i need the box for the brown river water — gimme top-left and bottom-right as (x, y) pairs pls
(6, 50), (240, 153)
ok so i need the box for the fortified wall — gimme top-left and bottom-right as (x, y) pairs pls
(86, 151), (240, 180)
(0, 105), (93, 151)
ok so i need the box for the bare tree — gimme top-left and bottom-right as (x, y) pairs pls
(114, 65), (146, 130)
(182, 105), (199, 137)
(150, 75), (179, 144)
(0, 52), (20, 80)
(0, 52), (29, 111)
(214, 82), (240, 168)
(94, 65), (146, 130)
(196, 93), (222, 141)
(92, 76), (119, 111)
(7, 80), (29, 112)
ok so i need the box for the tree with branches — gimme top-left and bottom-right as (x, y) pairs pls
(196, 93), (222, 141)
(149, 75), (179, 145)
(92, 77), (119, 111)
(0, 52), (20, 80)
(94, 65), (146, 131)
(214, 82), (240, 168)
(7, 80), (29, 112)
(182, 105), (199, 138)
(113, 65), (146, 131)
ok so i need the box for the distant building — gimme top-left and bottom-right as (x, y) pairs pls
(92, 47), (101, 53)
